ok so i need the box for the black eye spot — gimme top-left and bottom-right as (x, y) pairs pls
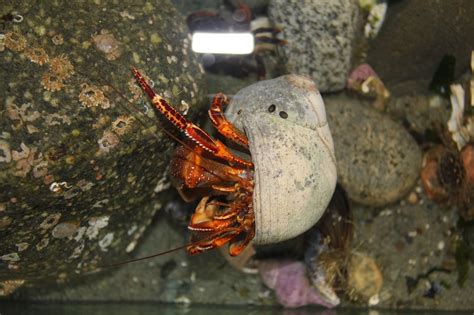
(268, 104), (276, 113)
(279, 111), (288, 119)
(237, 109), (242, 115)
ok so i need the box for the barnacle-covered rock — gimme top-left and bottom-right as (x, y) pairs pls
(0, 0), (205, 288)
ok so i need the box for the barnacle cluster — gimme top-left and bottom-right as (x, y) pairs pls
(41, 72), (64, 92)
(111, 115), (135, 135)
(49, 54), (74, 79)
(24, 47), (49, 65)
(40, 54), (74, 92)
(79, 83), (111, 109)
(4, 31), (27, 52)
(51, 34), (64, 46)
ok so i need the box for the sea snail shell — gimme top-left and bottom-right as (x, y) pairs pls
(225, 75), (337, 244)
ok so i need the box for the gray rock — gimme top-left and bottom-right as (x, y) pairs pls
(9, 217), (268, 306)
(367, 0), (474, 94)
(268, 0), (361, 92)
(325, 95), (421, 206)
(172, 0), (270, 16)
(0, 0), (205, 288)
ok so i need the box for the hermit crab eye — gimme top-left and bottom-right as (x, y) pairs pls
(268, 104), (276, 113)
(279, 111), (288, 119)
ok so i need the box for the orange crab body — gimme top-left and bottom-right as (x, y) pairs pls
(133, 68), (256, 256)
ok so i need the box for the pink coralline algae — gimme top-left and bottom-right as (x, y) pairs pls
(258, 260), (338, 308)
(347, 63), (378, 89)
(347, 63), (390, 111)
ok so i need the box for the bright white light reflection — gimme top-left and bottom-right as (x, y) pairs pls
(192, 32), (254, 55)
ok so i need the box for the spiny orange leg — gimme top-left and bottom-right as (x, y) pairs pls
(132, 67), (252, 168)
(187, 228), (242, 255)
(228, 223), (255, 256)
(209, 93), (249, 148)
(187, 196), (255, 256)
(187, 197), (238, 232)
(169, 146), (250, 201)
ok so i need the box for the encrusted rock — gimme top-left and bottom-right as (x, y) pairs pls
(0, 0), (205, 286)
(268, 0), (360, 92)
(326, 95), (422, 206)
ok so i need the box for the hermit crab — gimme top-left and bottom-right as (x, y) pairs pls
(132, 68), (337, 256)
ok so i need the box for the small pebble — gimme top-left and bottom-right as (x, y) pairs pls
(408, 192), (418, 204)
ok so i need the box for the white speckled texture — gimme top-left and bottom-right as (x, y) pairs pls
(226, 75), (337, 244)
(268, 0), (360, 92)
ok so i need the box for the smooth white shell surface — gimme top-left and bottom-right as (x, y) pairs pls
(225, 75), (337, 244)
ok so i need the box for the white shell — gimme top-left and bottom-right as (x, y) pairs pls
(225, 75), (337, 244)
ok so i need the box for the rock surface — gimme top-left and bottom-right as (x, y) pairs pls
(0, 0), (205, 287)
(325, 95), (422, 206)
(8, 185), (474, 311)
(268, 0), (361, 92)
(367, 0), (474, 94)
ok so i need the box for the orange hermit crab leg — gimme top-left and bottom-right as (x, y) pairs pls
(187, 228), (241, 255)
(132, 67), (252, 168)
(209, 93), (249, 147)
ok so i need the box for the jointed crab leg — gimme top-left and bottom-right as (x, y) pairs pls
(188, 228), (242, 255)
(209, 93), (249, 147)
(132, 67), (252, 168)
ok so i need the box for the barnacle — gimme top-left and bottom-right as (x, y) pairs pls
(111, 115), (135, 135)
(36, 237), (50, 251)
(51, 34), (64, 45)
(49, 54), (74, 79)
(25, 47), (49, 65)
(39, 213), (61, 230)
(4, 31), (27, 52)
(41, 72), (65, 92)
(79, 83), (111, 109)
(98, 130), (119, 153)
